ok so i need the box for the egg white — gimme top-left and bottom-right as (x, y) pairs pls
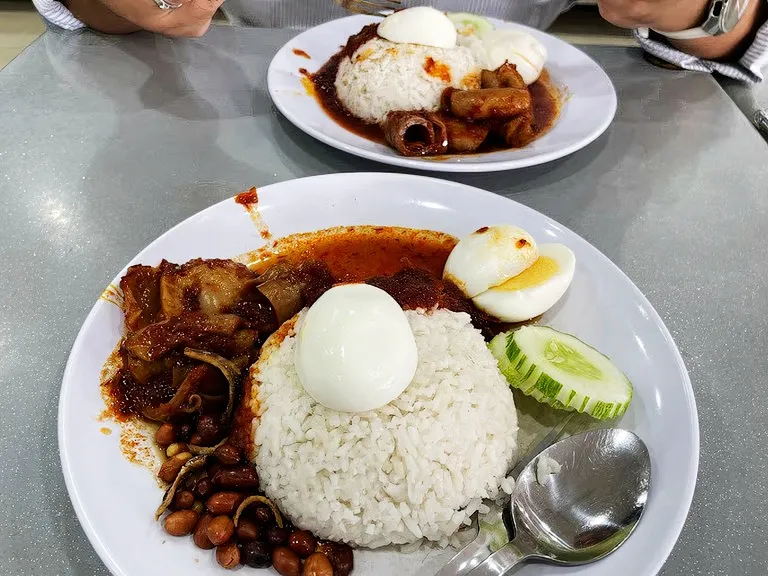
(470, 28), (547, 85)
(472, 243), (575, 322)
(377, 7), (458, 49)
(294, 284), (418, 413)
(443, 225), (538, 298)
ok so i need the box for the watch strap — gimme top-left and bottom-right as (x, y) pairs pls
(651, 27), (710, 40)
(649, 0), (752, 39)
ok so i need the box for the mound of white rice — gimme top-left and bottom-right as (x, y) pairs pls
(251, 308), (519, 548)
(335, 37), (481, 125)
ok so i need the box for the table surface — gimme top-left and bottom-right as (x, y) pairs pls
(1, 24), (767, 576)
(719, 76), (768, 141)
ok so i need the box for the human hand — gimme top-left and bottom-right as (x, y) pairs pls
(598, 0), (765, 61)
(71, 0), (225, 36)
(597, 0), (710, 32)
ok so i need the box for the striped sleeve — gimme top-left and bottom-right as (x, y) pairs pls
(635, 12), (768, 83)
(32, 0), (85, 30)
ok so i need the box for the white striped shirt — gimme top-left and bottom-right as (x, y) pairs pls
(32, 0), (768, 83)
(33, 0), (84, 30)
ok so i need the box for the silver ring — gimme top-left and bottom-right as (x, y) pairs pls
(153, 0), (182, 10)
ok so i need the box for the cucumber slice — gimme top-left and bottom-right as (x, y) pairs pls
(489, 326), (633, 420)
(447, 12), (494, 38)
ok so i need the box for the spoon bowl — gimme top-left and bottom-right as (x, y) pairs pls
(467, 428), (651, 576)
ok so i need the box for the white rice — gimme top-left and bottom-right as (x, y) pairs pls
(335, 37), (481, 124)
(252, 308), (519, 548)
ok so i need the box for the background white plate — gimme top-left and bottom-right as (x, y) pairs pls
(60, 173), (697, 576)
(267, 15), (617, 173)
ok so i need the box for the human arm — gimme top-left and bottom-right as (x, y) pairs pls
(34, 0), (224, 37)
(62, 0), (140, 33)
(598, 0), (766, 60)
(597, 0), (768, 80)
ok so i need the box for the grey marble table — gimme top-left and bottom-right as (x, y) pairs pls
(719, 76), (768, 141)
(1, 24), (767, 576)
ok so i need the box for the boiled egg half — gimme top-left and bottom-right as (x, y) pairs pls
(451, 13), (548, 85)
(294, 283), (417, 412)
(444, 225), (539, 298)
(473, 243), (575, 322)
(479, 28), (547, 85)
(378, 7), (458, 49)
(444, 226), (575, 322)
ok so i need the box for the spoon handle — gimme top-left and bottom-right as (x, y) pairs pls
(465, 541), (528, 576)
(433, 530), (489, 576)
(435, 412), (576, 576)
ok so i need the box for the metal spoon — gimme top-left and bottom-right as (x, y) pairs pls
(466, 428), (651, 576)
(435, 412), (577, 576)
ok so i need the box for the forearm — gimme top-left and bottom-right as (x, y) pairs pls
(62, 0), (219, 37)
(64, 0), (140, 33)
(670, 0), (768, 60)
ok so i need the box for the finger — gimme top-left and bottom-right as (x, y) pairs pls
(96, 0), (192, 33)
(152, 0), (221, 36)
(166, 18), (213, 37)
(598, 0), (656, 29)
(99, 0), (164, 25)
(176, 0), (225, 24)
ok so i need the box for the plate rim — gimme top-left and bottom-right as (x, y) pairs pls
(267, 15), (618, 173)
(58, 172), (698, 576)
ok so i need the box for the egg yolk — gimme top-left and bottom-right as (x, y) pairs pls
(494, 256), (558, 291)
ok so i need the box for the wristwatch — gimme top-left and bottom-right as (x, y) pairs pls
(651, 0), (751, 39)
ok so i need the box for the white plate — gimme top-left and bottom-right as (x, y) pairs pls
(267, 15), (617, 173)
(60, 173), (697, 576)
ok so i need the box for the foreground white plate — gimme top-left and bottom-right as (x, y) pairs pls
(60, 173), (697, 576)
(267, 15), (617, 173)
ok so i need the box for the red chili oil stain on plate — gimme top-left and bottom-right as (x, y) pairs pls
(234, 187), (272, 240)
(99, 283), (124, 309)
(298, 68), (316, 98)
(99, 346), (162, 474)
